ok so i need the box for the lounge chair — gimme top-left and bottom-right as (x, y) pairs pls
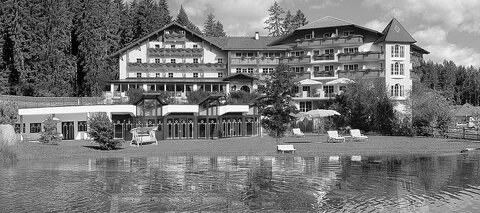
(327, 131), (345, 143)
(277, 145), (296, 154)
(292, 128), (305, 137)
(130, 126), (158, 146)
(350, 129), (368, 141)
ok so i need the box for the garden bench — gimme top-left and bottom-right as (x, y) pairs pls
(130, 126), (158, 147)
(277, 145), (296, 154)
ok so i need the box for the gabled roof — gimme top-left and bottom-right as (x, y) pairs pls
(270, 16), (381, 46)
(375, 18), (416, 43)
(110, 22), (224, 57)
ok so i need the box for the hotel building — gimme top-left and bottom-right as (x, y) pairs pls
(16, 16), (428, 141)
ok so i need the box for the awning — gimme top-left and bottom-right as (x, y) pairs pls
(325, 78), (354, 85)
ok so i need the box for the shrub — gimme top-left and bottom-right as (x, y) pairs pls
(39, 116), (62, 145)
(87, 112), (123, 150)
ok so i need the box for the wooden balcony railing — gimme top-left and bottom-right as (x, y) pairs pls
(128, 62), (227, 72)
(296, 35), (364, 47)
(337, 51), (384, 62)
(148, 48), (203, 57)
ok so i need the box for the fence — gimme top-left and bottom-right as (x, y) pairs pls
(0, 95), (105, 109)
(446, 127), (480, 140)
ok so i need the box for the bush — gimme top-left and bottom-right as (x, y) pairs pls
(0, 100), (18, 125)
(39, 116), (62, 145)
(87, 112), (123, 150)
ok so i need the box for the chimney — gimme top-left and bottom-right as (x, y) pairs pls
(255, 32), (259, 40)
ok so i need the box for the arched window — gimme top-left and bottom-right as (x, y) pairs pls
(391, 62), (405, 76)
(390, 84), (404, 97)
(391, 45), (405, 58)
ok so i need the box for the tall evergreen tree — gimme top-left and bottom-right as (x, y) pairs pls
(176, 5), (202, 35)
(203, 12), (215, 36)
(282, 10), (293, 35)
(264, 1), (284, 36)
(291, 9), (308, 30)
(213, 21), (226, 37)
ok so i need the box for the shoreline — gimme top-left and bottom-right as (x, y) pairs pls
(9, 135), (480, 161)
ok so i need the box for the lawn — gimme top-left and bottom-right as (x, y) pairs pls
(10, 134), (480, 161)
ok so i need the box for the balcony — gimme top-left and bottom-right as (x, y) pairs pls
(292, 91), (337, 100)
(258, 57), (280, 65)
(313, 54), (335, 61)
(163, 32), (186, 43)
(313, 70), (335, 78)
(281, 56), (311, 64)
(128, 62), (227, 72)
(148, 48), (203, 57)
(337, 51), (384, 62)
(295, 35), (364, 47)
(230, 57), (258, 65)
(337, 68), (385, 78)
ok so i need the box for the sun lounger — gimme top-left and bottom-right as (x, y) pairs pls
(130, 126), (158, 146)
(277, 145), (296, 154)
(327, 131), (345, 143)
(350, 129), (368, 141)
(292, 128), (305, 137)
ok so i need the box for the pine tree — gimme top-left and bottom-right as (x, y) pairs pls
(176, 5), (202, 35)
(264, 1), (284, 37)
(213, 21), (227, 37)
(291, 9), (308, 30)
(203, 12), (215, 37)
(158, 0), (172, 26)
(282, 10), (292, 35)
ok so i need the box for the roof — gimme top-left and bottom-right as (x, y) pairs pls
(270, 16), (381, 46)
(222, 73), (258, 81)
(453, 103), (480, 117)
(206, 36), (287, 50)
(110, 22), (224, 57)
(411, 44), (430, 54)
(197, 94), (224, 106)
(375, 18), (416, 43)
(109, 78), (227, 83)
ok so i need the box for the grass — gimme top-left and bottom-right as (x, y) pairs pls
(0, 144), (17, 164)
(10, 134), (480, 161)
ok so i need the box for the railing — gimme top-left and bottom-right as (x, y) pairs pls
(313, 70), (335, 78)
(281, 56), (311, 64)
(0, 95), (105, 109)
(338, 51), (384, 62)
(292, 91), (337, 99)
(296, 35), (364, 47)
(313, 54), (335, 61)
(148, 48), (203, 57)
(230, 57), (258, 65)
(128, 62), (227, 72)
(230, 57), (281, 65)
(446, 127), (480, 140)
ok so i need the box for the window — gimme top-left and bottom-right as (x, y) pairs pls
(236, 68), (242, 73)
(218, 73), (223, 78)
(136, 73), (142, 78)
(305, 34), (312, 39)
(313, 50), (320, 56)
(343, 64), (359, 71)
(291, 67), (304, 73)
(168, 73), (173, 78)
(299, 102), (312, 112)
(136, 58), (142, 63)
(291, 51), (304, 56)
(242, 68), (247, 73)
(235, 53), (242, 57)
(247, 68), (254, 73)
(391, 62), (405, 75)
(275, 52), (281, 57)
(263, 52), (275, 58)
(343, 31), (355, 36)
(15, 124), (25, 133)
(262, 68), (274, 74)
(193, 44), (198, 48)
(155, 58), (160, 63)
(292, 86), (299, 93)
(323, 86), (335, 97)
(217, 58), (223, 64)
(30, 123), (42, 133)
(193, 58), (198, 63)
(390, 84), (405, 97)
(155, 44), (160, 49)
(156, 73), (161, 78)
(171, 45), (175, 48)
(392, 45), (405, 57)
(325, 65), (334, 71)
(170, 59), (176, 63)
(313, 66), (320, 72)
(78, 121), (87, 132)
(324, 33), (332, 37)
(324, 49), (334, 54)
(247, 52), (255, 57)
(193, 73), (198, 78)
(343, 47), (358, 53)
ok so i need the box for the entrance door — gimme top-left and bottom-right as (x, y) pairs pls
(62, 122), (74, 140)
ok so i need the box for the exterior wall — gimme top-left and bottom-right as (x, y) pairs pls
(384, 43), (412, 101)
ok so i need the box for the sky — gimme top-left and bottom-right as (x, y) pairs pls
(165, 0), (480, 68)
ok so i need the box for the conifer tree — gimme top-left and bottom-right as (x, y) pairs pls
(264, 1), (284, 36)
(176, 5), (202, 35)
(291, 9), (308, 30)
(203, 12), (216, 37)
(213, 21), (227, 37)
(282, 10), (293, 35)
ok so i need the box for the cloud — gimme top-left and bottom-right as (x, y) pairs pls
(364, 19), (387, 32)
(172, 0), (277, 36)
(413, 26), (480, 67)
(310, 0), (343, 9)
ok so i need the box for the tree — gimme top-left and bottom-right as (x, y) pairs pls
(203, 12), (215, 36)
(213, 21), (227, 37)
(264, 1), (284, 36)
(0, 100), (18, 125)
(257, 63), (299, 140)
(282, 10), (293, 35)
(291, 9), (308, 30)
(39, 115), (62, 145)
(87, 112), (123, 150)
(176, 5), (202, 35)
(186, 90), (209, 104)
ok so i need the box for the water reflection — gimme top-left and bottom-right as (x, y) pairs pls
(0, 153), (480, 212)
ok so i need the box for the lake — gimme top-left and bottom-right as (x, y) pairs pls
(1, 153), (479, 212)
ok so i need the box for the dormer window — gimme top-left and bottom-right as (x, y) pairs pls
(217, 58), (223, 64)
(136, 58), (142, 63)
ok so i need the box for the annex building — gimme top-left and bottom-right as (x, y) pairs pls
(16, 16), (428, 141)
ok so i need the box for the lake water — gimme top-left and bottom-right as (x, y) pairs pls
(1, 153), (480, 212)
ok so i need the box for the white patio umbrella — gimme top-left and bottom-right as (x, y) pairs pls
(303, 109), (341, 119)
(325, 78), (354, 85)
(42, 116), (61, 125)
(298, 79), (322, 85)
